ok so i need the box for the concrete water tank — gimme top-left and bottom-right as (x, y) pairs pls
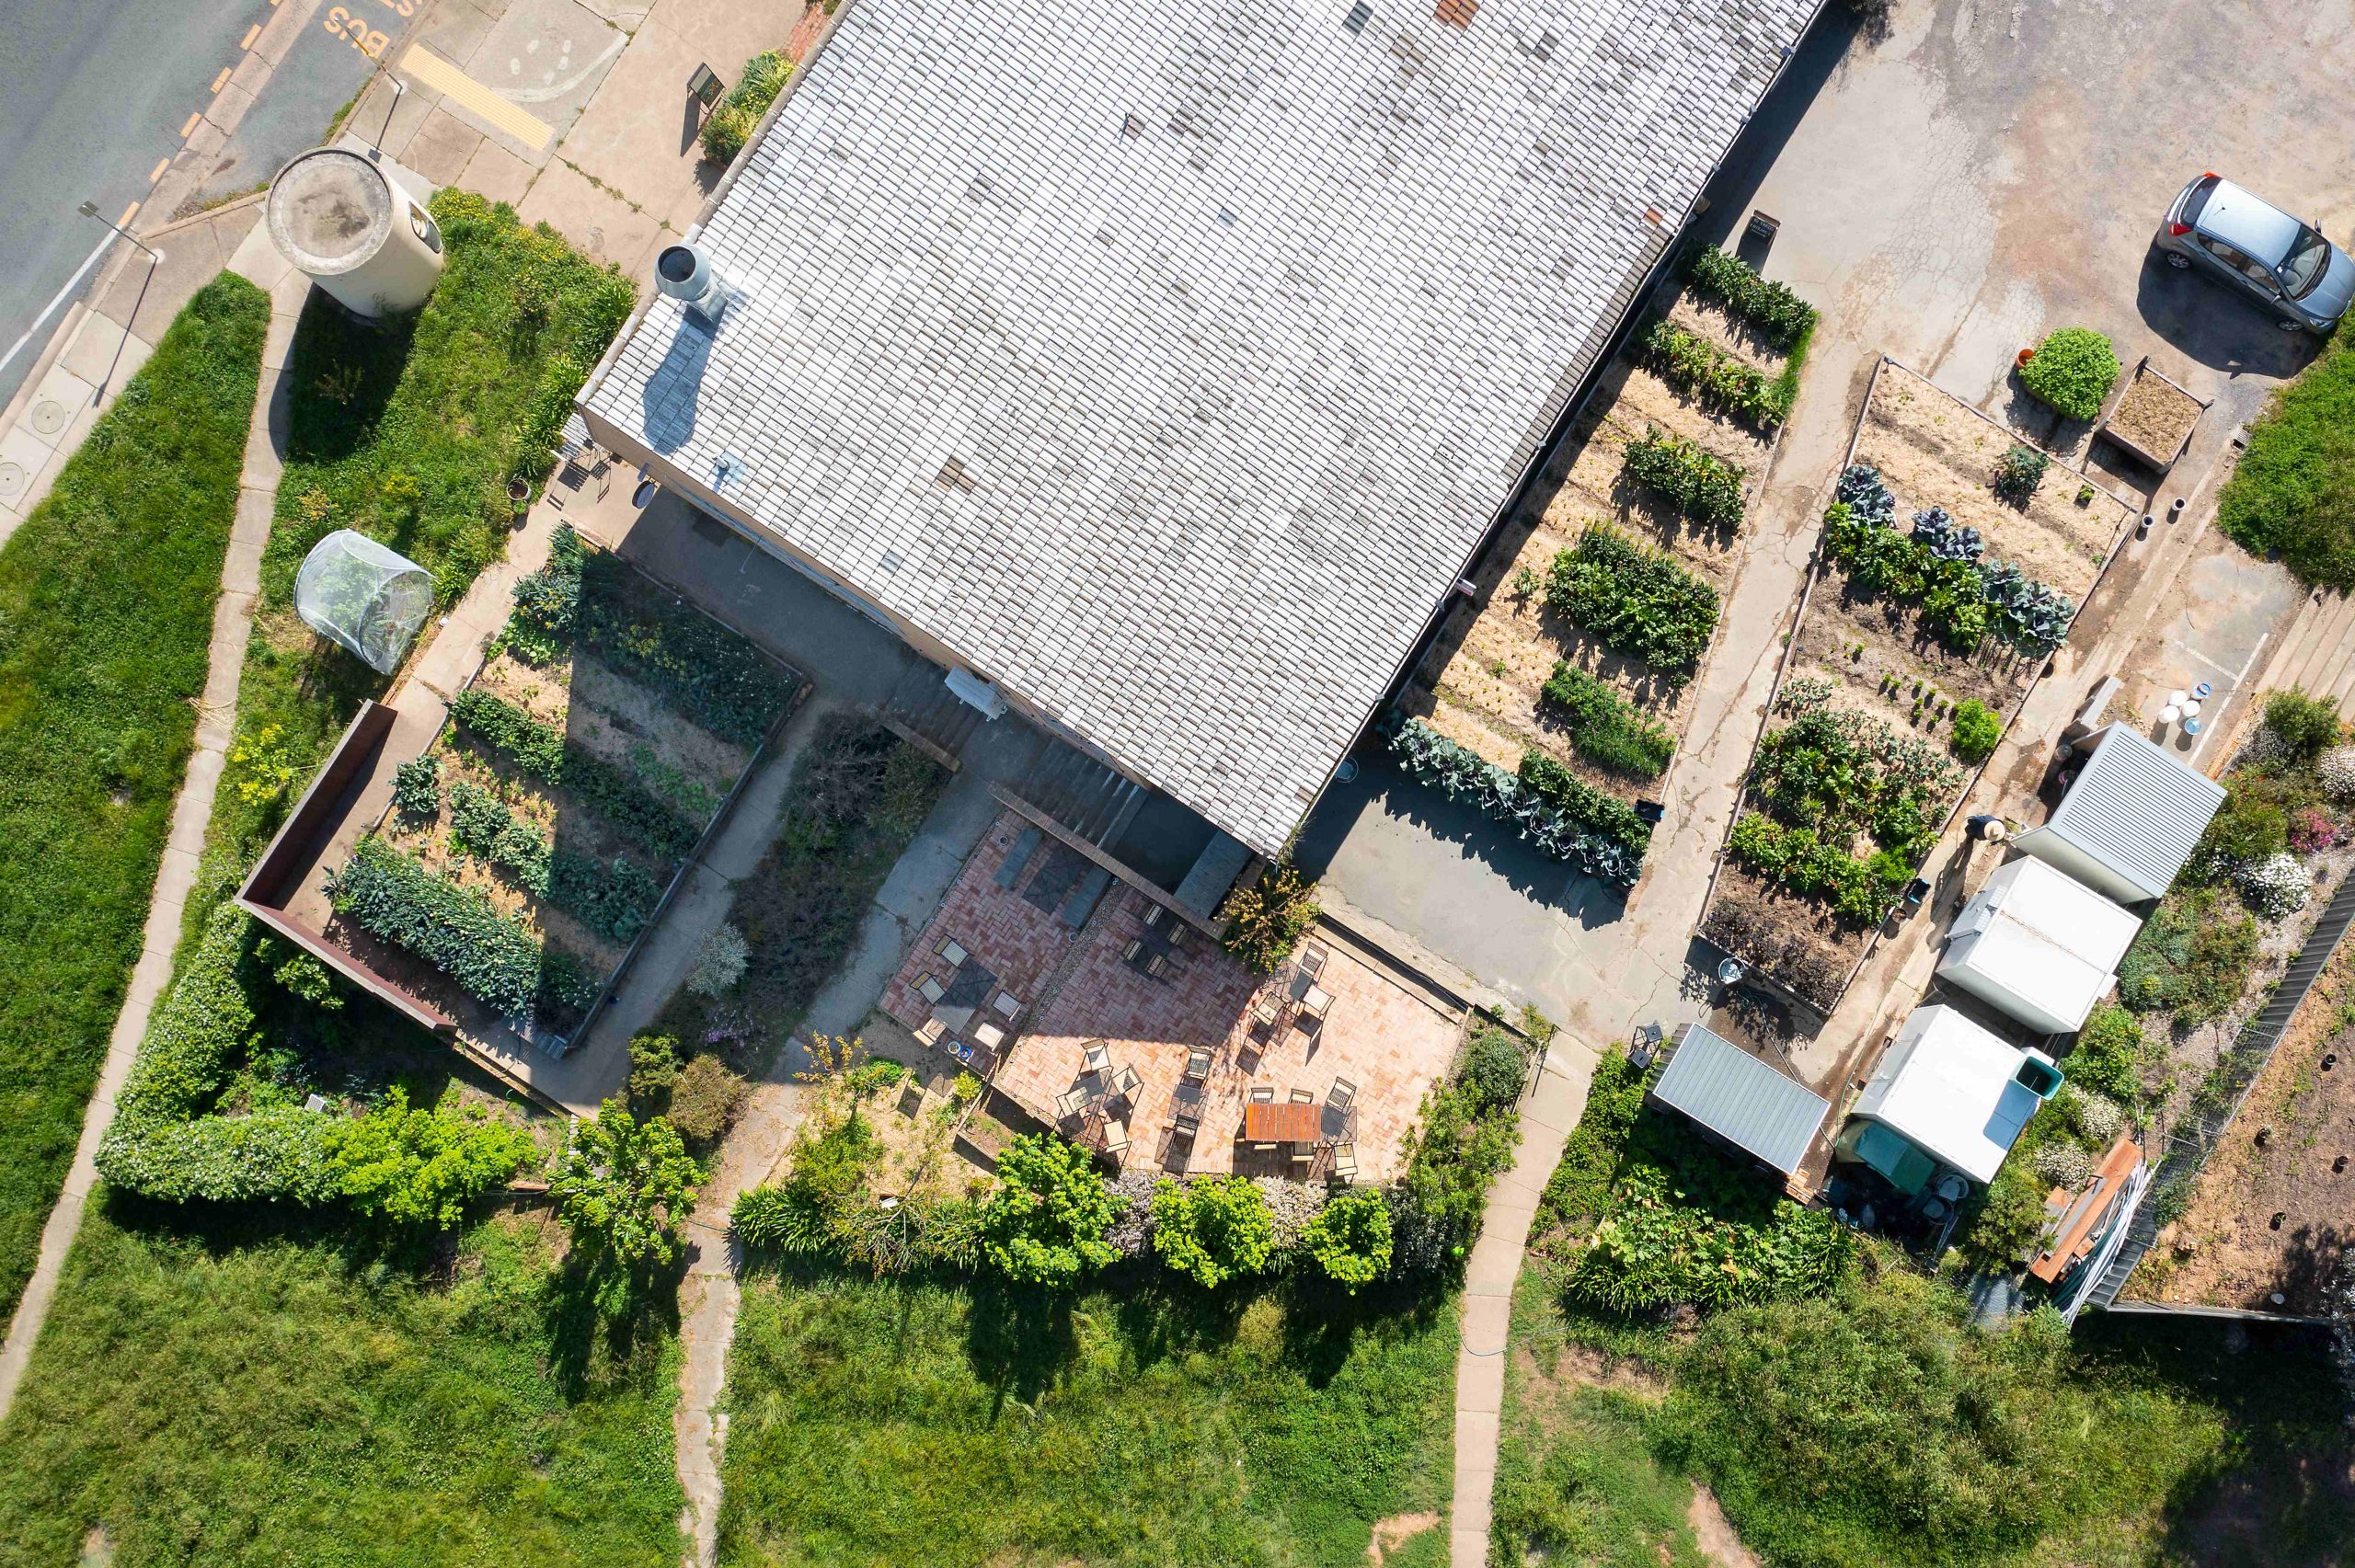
(265, 147), (443, 319)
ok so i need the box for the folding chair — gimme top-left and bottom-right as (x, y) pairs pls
(1289, 1087), (1315, 1104)
(1290, 1147), (1314, 1166)
(1183, 1047), (1212, 1082)
(1330, 1143), (1357, 1182)
(1084, 1039), (1112, 1075)
(937, 937), (968, 967)
(1327, 1078), (1356, 1113)
(1167, 1110), (1200, 1139)
(1252, 994), (1282, 1028)
(1055, 1088), (1090, 1120)
(917, 974), (947, 1003)
(973, 1020), (1006, 1051)
(914, 1017), (946, 1047)
(1123, 938), (1147, 965)
(1298, 985), (1332, 1021)
(992, 990), (1021, 1020)
(1100, 1121), (1130, 1159)
(1143, 952), (1171, 979)
(1113, 1065), (1143, 1103)
(1142, 901), (1167, 931)
(1298, 940), (1330, 978)
(1248, 1085), (1275, 1104)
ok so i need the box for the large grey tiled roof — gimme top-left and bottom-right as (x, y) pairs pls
(584, 0), (1816, 855)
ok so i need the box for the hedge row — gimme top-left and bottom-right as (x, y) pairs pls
(448, 688), (698, 862)
(1683, 246), (1818, 351)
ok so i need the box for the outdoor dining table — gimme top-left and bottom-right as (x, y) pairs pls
(1242, 1102), (1321, 1145)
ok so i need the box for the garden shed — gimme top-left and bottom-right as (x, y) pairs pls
(2015, 723), (2226, 904)
(1837, 1004), (2061, 1190)
(1936, 856), (2142, 1035)
(1648, 1023), (1830, 1176)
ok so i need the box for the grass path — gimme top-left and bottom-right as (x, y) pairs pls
(0, 269), (270, 1362)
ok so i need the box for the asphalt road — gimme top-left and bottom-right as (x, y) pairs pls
(0, 0), (378, 406)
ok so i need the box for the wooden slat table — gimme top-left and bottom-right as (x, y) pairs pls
(1243, 1102), (1321, 1144)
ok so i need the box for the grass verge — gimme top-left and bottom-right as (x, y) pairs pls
(717, 1266), (1456, 1566)
(0, 272), (268, 1318)
(0, 1205), (684, 1563)
(2217, 327), (2355, 590)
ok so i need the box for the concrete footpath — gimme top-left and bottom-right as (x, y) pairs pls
(0, 207), (308, 1425)
(1451, 1042), (1597, 1568)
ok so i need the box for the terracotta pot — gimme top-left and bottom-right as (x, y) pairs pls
(2016, 347), (2036, 366)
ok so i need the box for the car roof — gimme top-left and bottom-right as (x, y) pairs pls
(2198, 178), (2303, 264)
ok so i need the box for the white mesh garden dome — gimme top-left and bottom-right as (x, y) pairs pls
(295, 530), (434, 674)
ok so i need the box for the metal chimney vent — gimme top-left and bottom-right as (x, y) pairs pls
(655, 241), (733, 325)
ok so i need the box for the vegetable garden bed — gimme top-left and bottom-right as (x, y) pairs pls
(1397, 250), (1810, 882)
(2096, 355), (2209, 471)
(327, 526), (803, 1051)
(1697, 360), (2132, 1011)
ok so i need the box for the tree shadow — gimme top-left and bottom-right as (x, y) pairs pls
(281, 292), (416, 466)
(962, 1274), (1079, 1412)
(1110, 1267), (1254, 1369)
(541, 1249), (685, 1401)
(1276, 1270), (1448, 1390)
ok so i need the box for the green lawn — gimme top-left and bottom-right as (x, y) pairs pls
(2216, 326), (2355, 589)
(717, 1268), (1457, 1567)
(0, 1206), (684, 1565)
(0, 272), (268, 1318)
(1491, 1061), (2355, 1568)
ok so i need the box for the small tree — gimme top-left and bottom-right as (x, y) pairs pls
(626, 1032), (681, 1108)
(550, 1100), (706, 1277)
(1460, 1026), (1531, 1114)
(979, 1134), (1118, 1288)
(2263, 687), (2343, 760)
(1220, 864), (1320, 974)
(666, 1052), (749, 1147)
(1150, 1175), (1276, 1289)
(1948, 699), (2002, 764)
(329, 1090), (534, 1228)
(1303, 1187), (1393, 1292)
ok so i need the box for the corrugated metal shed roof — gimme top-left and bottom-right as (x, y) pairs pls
(581, 0), (1819, 857)
(1650, 1024), (1830, 1174)
(2041, 724), (2227, 901)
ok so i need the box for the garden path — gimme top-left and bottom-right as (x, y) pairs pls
(1451, 1039), (1597, 1568)
(0, 220), (305, 1423)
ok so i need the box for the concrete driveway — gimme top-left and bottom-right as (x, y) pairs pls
(1301, 0), (2355, 1048)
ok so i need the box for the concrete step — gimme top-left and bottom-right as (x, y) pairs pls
(2294, 592), (2355, 701)
(2279, 591), (2355, 695)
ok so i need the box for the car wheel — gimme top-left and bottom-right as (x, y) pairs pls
(2166, 252), (2191, 269)
(2280, 318), (2306, 332)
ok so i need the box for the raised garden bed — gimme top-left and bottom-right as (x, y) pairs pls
(328, 527), (803, 1052)
(1696, 360), (2133, 1012)
(2096, 355), (2209, 471)
(1397, 250), (1812, 876)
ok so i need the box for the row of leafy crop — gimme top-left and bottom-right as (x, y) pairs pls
(1641, 320), (1794, 430)
(1622, 425), (1746, 532)
(1391, 719), (1648, 886)
(1683, 246), (1818, 352)
(1534, 1049), (1849, 1311)
(732, 1025), (1531, 1291)
(1726, 678), (1964, 927)
(502, 524), (798, 747)
(1540, 664), (1676, 779)
(96, 905), (533, 1214)
(395, 755), (665, 943)
(1532, 522), (1720, 682)
(1828, 464), (2077, 656)
(328, 836), (600, 1025)
(448, 689), (699, 862)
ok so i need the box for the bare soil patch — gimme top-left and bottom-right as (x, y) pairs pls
(2108, 362), (2204, 464)
(1687, 1486), (1762, 1568)
(1364, 1512), (1442, 1565)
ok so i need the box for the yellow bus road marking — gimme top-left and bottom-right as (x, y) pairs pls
(119, 201), (139, 228)
(148, 157), (169, 184)
(241, 23), (261, 48)
(213, 66), (233, 92)
(397, 45), (554, 149)
(180, 111), (202, 138)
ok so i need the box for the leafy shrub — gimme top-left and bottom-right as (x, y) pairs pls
(391, 753), (441, 818)
(2188, 789), (2287, 883)
(1302, 1188), (1393, 1292)
(228, 722), (298, 807)
(2063, 1004), (2153, 1107)
(698, 51), (791, 166)
(687, 921), (751, 998)
(1390, 720), (1643, 885)
(1621, 425), (1746, 531)
(329, 1090), (534, 1228)
(2118, 887), (2257, 1024)
(1517, 752), (1652, 854)
(1565, 1166), (1852, 1310)
(666, 1053), (748, 1147)
(1993, 442), (2051, 503)
(1150, 1176), (1276, 1289)
(2264, 687), (2344, 759)
(627, 1032), (681, 1105)
(448, 688), (698, 861)
(730, 1183), (819, 1252)
(1460, 1025), (1530, 1113)
(1729, 812), (1909, 926)
(1683, 246), (1817, 349)
(1639, 319), (1792, 428)
(1538, 664), (1674, 779)
(1545, 523), (1720, 678)
(546, 850), (663, 942)
(2033, 1140), (2096, 1190)
(2288, 805), (2338, 853)
(549, 1100), (705, 1278)
(2323, 745), (2355, 806)
(1219, 864), (1319, 974)
(1535, 1050), (1649, 1236)
(447, 778), (550, 890)
(2018, 327), (2120, 420)
(979, 1134), (1119, 1288)
(2239, 852), (2313, 919)
(1396, 1071), (1522, 1268)
(1949, 698), (2002, 763)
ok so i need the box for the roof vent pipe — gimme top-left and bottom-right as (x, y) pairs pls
(655, 241), (734, 325)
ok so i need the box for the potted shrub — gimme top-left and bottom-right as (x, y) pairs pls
(2016, 328), (2120, 420)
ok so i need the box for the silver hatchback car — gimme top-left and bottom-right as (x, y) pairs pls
(2154, 174), (2353, 332)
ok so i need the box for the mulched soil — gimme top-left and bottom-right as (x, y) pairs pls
(2108, 364), (2203, 464)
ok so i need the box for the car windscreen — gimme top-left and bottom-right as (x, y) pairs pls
(2283, 227), (2333, 297)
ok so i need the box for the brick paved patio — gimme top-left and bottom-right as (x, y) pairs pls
(881, 812), (1465, 1182)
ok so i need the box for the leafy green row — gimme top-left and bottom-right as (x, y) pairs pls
(1545, 522), (1720, 680)
(1728, 811), (1912, 927)
(1539, 663), (1675, 779)
(447, 688), (699, 863)
(1828, 465), (2076, 654)
(1640, 320), (1793, 429)
(1516, 750), (1653, 854)
(504, 525), (798, 747)
(1390, 719), (1643, 886)
(1622, 424), (1746, 531)
(1683, 246), (1818, 350)
(328, 837), (597, 1022)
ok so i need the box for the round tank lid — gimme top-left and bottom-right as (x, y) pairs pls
(266, 147), (396, 276)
